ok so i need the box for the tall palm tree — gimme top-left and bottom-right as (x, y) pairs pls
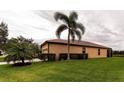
(54, 11), (85, 60)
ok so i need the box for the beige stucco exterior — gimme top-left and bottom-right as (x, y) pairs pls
(41, 43), (48, 53)
(86, 47), (107, 58)
(41, 43), (108, 60)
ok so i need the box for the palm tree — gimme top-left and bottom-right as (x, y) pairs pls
(54, 11), (85, 60)
(5, 36), (34, 64)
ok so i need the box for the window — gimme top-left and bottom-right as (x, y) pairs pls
(98, 48), (100, 55)
(82, 47), (86, 54)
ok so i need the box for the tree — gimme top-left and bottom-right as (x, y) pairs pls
(54, 11), (85, 60)
(5, 36), (39, 64)
(0, 22), (8, 51)
(31, 43), (41, 58)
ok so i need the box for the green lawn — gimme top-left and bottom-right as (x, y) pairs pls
(0, 57), (124, 82)
(0, 56), (5, 62)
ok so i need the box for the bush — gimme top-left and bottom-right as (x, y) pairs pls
(59, 53), (88, 60)
(38, 53), (56, 61)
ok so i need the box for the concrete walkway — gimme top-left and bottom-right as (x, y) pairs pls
(0, 58), (42, 65)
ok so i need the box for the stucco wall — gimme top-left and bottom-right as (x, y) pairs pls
(46, 43), (107, 59)
(41, 43), (48, 53)
(86, 47), (107, 58)
(49, 43), (83, 59)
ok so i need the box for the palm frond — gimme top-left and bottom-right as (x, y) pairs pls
(54, 12), (69, 24)
(75, 30), (82, 41)
(69, 11), (78, 21)
(56, 24), (68, 38)
(4, 54), (17, 62)
(70, 21), (77, 29)
(76, 23), (85, 34)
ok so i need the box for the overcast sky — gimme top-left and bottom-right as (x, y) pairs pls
(0, 10), (123, 50)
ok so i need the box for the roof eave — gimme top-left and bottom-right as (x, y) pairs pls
(41, 41), (111, 49)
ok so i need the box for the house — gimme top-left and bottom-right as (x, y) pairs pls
(41, 39), (112, 60)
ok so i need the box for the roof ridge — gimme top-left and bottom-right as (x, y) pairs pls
(44, 39), (110, 49)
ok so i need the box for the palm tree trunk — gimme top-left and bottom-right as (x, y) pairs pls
(21, 58), (25, 64)
(67, 30), (70, 60)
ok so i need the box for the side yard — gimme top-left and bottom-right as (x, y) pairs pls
(0, 56), (5, 62)
(0, 57), (124, 82)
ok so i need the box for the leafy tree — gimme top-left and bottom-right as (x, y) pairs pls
(31, 43), (41, 58)
(113, 50), (124, 56)
(5, 36), (40, 64)
(54, 11), (85, 60)
(0, 22), (8, 51)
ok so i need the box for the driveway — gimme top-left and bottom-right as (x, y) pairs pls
(0, 58), (42, 65)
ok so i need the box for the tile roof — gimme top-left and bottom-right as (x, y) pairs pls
(41, 39), (111, 49)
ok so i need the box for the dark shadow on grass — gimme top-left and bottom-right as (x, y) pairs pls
(12, 62), (32, 67)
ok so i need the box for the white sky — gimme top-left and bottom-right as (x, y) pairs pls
(0, 10), (123, 50)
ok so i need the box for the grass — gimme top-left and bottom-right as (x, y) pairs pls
(0, 56), (5, 62)
(0, 57), (124, 82)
